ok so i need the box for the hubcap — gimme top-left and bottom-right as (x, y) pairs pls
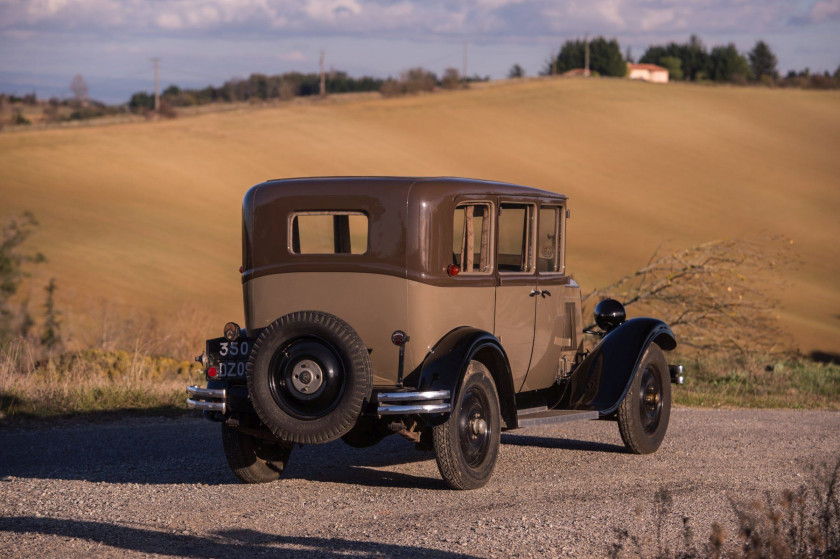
(638, 365), (663, 435)
(470, 418), (488, 436)
(291, 359), (323, 395)
(267, 337), (346, 419)
(458, 387), (491, 468)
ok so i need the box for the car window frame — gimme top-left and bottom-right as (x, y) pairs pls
(287, 210), (369, 256)
(497, 201), (537, 276)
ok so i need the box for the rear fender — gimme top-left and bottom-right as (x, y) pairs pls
(409, 327), (517, 428)
(560, 317), (676, 415)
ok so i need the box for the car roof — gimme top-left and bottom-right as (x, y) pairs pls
(254, 176), (566, 202)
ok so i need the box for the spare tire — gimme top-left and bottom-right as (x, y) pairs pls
(246, 311), (373, 444)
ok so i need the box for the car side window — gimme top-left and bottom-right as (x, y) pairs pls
(453, 203), (493, 273)
(537, 207), (562, 273)
(290, 211), (368, 254)
(498, 203), (534, 273)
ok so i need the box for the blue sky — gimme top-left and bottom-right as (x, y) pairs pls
(1, 0), (838, 104)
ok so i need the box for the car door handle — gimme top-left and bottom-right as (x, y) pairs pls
(541, 290), (551, 297)
(530, 290), (541, 297)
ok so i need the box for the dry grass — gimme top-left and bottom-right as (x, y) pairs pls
(0, 337), (197, 422)
(0, 78), (838, 354)
(609, 455), (840, 558)
(673, 353), (840, 410)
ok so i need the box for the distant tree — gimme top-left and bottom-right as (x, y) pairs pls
(709, 44), (751, 82)
(40, 277), (62, 350)
(0, 212), (45, 343)
(546, 36), (626, 77)
(128, 91), (154, 112)
(11, 110), (30, 125)
(441, 67), (461, 89)
(749, 40), (778, 82)
(508, 64), (525, 78)
(402, 67), (436, 93)
(835, 65), (840, 81)
(684, 35), (710, 80)
(659, 56), (683, 81)
(640, 35), (711, 81)
(70, 74), (88, 103)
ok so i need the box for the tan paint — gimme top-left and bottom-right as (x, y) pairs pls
(245, 272), (407, 387)
(494, 282), (537, 389)
(404, 281), (495, 377)
(522, 278), (581, 392)
(245, 272), (494, 387)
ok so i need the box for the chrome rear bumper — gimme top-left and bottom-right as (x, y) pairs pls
(186, 385), (226, 413)
(377, 390), (451, 415)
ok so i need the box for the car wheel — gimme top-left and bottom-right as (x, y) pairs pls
(433, 361), (501, 490)
(617, 343), (671, 454)
(221, 423), (294, 484)
(247, 311), (373, 444)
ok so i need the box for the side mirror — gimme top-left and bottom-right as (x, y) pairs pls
(594, 299), (626, 333)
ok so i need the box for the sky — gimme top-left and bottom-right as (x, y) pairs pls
(1, 0), (839, 104)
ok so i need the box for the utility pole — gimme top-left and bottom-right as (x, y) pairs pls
(584, 35), (590, 77)
(462, 42), (468, 82)
(319, 51), (326, 97)
(152, 57), (160, 113)
(152, 58), (160, 114)
(553, 49), (558, 76)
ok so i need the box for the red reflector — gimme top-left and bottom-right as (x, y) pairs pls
(447, 264), (460, 277)
(207, 367), (218, 378)
(238, 266), (244, 274)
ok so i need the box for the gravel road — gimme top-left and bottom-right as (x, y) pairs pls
(1, 408), (838, 558)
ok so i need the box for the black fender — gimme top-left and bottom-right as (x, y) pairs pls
(559, 318), (676, 415)
(411, 327), (518, 429)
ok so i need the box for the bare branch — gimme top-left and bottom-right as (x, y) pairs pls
(583, 237), (797, 354)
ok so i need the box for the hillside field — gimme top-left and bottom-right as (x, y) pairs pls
(1, 78), (838, 355)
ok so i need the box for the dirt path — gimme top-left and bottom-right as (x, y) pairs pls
(1, 408), (838, 558)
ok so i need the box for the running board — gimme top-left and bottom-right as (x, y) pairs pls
(516, 407), (599, 428)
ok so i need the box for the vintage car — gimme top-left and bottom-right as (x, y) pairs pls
(187, 176), (683, 490)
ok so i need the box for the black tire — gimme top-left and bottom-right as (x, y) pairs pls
(247, 311), (373, 445)
(433, 361), (501, 490)
(617, 343), (671, 454)
(221, 423), (294, 484)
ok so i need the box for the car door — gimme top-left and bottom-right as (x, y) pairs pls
(493, 200), (538, 391)
(520, 204), (579, 392)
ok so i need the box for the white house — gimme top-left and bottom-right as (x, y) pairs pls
(627, 63), (669, 83)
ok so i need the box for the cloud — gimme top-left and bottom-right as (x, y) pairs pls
(0, 0), (830, 40)
(276, 49), (307, 61)
(790, 0), (840, 25)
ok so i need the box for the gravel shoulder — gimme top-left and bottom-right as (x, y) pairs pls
(1, 407), (838, 558)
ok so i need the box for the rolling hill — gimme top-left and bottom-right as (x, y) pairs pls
(1, 78), (838, 354)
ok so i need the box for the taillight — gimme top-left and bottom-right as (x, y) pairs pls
(447, 264), (460, 277)
(207, 366), (218, 378)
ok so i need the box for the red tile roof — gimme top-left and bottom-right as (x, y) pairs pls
(628, 63), (668, 72)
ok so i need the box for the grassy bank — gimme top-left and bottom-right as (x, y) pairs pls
(673, 353), (840, 409)
(1, 338), (838, 423)
(0, 340), (197, 422)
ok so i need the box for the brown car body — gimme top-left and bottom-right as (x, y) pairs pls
(188, 177), (680, 489)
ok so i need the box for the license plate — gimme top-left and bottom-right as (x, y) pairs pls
(206, 337), (256, 379)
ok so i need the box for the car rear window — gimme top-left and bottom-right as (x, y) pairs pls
(290, 212), (368, 254)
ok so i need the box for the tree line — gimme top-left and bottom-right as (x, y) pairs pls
(129, 70), (384, 112)
(539, 34), (839, 87)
